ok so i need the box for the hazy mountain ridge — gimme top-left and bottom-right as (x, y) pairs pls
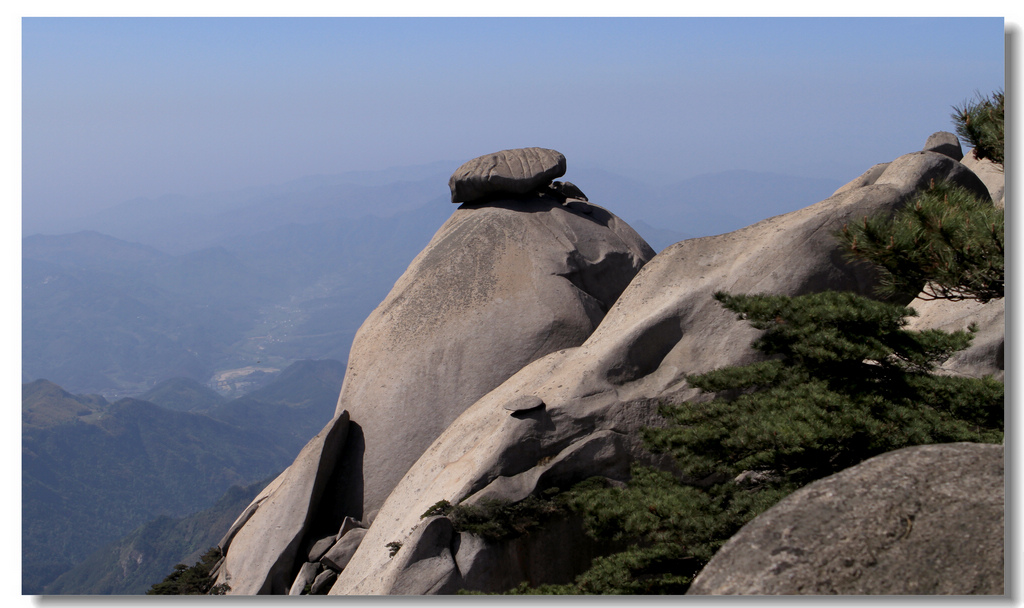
(23, 165), (838, 397)
(22, 360), (344, 594)
(43, 478), (272, 595)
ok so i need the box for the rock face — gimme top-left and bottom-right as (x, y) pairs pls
(905, 296), (1004, 381)
(216, 149), (654, 594)
(923, 130), (964, 161)
(328, 147), (992, 595)
(214, 411), (350, 594)
(961, 151), (1005, 208)
(449, 147), (566, 203)
(334, 194), (654, 520)
(216, 137), (1002, 595)
(687, 443), (1004, 595)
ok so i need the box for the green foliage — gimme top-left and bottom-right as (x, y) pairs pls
(386, 541), (403, 557)
(147, 547), (229, 595)
(952, 90), (1004, 165)
(420, 489), (567, 543)
(511, 290), (1002, 594)
(837, 181), (1004, 302)
(43, 477), (271, 595)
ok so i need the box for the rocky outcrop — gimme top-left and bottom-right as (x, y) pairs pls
(687, 443), (1004, 595)
(327, 146), (992, 595)
(216, 136), (1001, 595)
(905, 296), (1004, 381)
(214, 411), (350, 594)
(332, 188), (654, 521)
(961, 150), (1005, 208)
(216, 149), (654, 594)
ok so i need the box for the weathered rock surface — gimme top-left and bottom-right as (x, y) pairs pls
(961, 150), (1005, 208)
(923, 130), (964, 161)
(905, 296), (1004, 381)
(287, 562), (319, 595)
(449, 147), (566, 203)
(329, 194), (653, 520)
(321, 527), (367, 573)
(329, 148), (991, 595)
(687, 442), (1004, 595)
(213, 412), (350, 594)
(309, 569), (337, 595)
(306, 535), (336, 562)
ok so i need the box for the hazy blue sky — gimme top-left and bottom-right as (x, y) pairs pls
(22, 17), (1005, 226)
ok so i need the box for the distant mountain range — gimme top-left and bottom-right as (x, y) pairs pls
(43, 478), (271, 595)
(23, 164), (840, 397)
(22, 359), (344, 594)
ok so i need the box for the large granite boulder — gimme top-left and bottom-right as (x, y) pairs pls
(329, 149), (990, 595)
(449, 147), (566, 203)
(217, 160), (654, 594)
(687, 442), (1004, 595)
(329, 195), (653, 521)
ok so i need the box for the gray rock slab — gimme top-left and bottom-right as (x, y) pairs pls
(387, 517), (461, 595)
(454, 515), (618, 593)
(502, 394), (544, 412)
(309, 569), (338, 595)
(336, 515), (365, 540)
(449, 148), (566, 203)
(331, 147), (994, 595)
(321, 527), (367, 573)
(288, 562), (319, 595)
(687, 442), (1003, 595)
(307, 535), (337, 562)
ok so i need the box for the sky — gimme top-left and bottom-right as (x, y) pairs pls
(20, 16), (1007, 229)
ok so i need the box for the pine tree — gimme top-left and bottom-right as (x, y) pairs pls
(147, 546), (229, 595)
(506, 290), (1002, 594)
(837, 180), (1003, 303)
(952, 90), (1004, 166)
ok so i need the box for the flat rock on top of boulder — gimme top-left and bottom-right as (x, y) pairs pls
(449, 148), (566, 203)
(687, 442), (1004, 595)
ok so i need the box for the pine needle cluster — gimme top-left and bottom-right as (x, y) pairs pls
(952, 90), (1004, 166)
(838, 180), (1004, 303)
(146, 546), (229, 595)
(507, 290), (1002, 594)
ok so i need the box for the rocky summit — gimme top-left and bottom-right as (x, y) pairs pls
(212, 139), (1003, 596)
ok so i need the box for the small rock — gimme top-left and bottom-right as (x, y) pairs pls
(337, 515), (366, 540)
(288, 562), (320, 595)
(502, 395), (544, 413)
(549, 180), (588, 201)
(307, 534), (337, 562)
(321, 527), (368, 572)
(309, 568), (338, 595)
(922, 131), (964, 161)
